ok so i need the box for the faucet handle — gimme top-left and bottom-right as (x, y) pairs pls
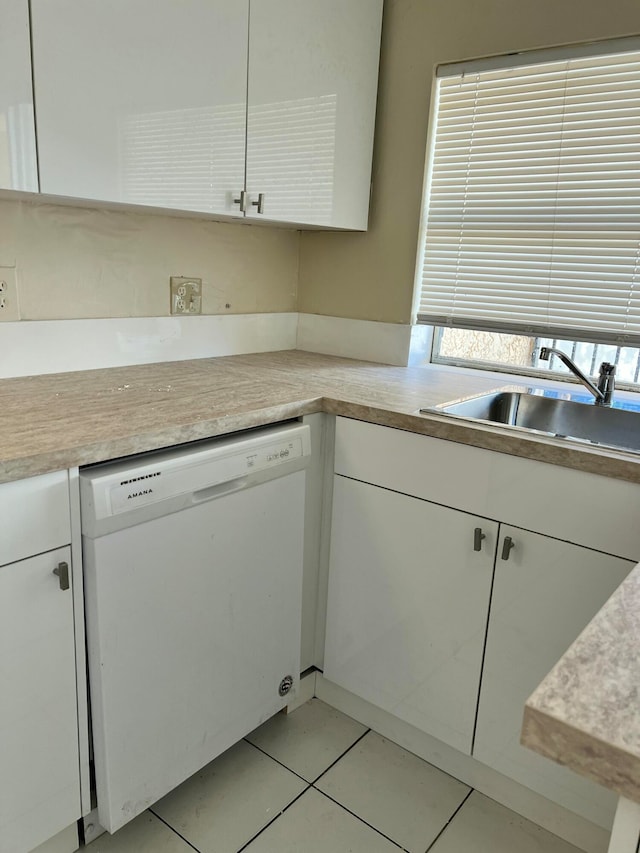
(597, 362), (616, 407)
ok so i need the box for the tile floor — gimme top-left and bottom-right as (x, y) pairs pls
(85, 699), (586, 853)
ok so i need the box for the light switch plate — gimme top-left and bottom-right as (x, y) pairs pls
(170, 277), (202, 315)
(0, 267), (20, 321)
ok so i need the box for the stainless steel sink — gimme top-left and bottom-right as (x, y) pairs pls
(422, 389), (640, 453)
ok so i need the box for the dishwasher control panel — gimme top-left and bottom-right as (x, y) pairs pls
(81, 423), (311, 524)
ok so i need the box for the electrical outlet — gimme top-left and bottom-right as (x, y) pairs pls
(0, 267), (20, 321)
(170, 277), (202, 315)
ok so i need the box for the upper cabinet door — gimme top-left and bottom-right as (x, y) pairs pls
(31, 0), (249, 216)
(0, 0), (37, 191)
(246, 0), (383, 229)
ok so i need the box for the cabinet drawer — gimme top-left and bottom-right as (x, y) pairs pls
(335, 417), (640, 561)
(0, 471), (71, 566)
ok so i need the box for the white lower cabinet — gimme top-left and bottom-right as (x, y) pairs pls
(0, 547), (81, 853)
(325, 417), (640, 831)
(474, 526), (632, 827)
(324, 475), (497, 754)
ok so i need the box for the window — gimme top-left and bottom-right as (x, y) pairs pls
(415, 39), (640, 388)
(434, 328), (640, 387)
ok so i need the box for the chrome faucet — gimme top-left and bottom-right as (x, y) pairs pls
(539, 347), (616, 407)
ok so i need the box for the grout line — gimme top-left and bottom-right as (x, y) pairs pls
(311, 788), (407, 851)
(424, 788), (474, 853)
(309, 727), (371, 785)
(148, 809), (204, 852)
(244, 723), (371, 789)
(235, 786), (310, 853)
(242, 738), (312, 785)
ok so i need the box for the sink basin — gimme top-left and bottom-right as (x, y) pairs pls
(422, 388), (640, 454)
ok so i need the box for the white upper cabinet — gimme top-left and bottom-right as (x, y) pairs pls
(246, 0), (383, 229)
(0, 0), (37, 191)
(31, 0), (249, 216)
(29, 1), (382, 228)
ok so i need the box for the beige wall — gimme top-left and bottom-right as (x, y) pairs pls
(297, 0), (640, 325)
(6, 0), (640, 325)
(0, 198), (298, 320)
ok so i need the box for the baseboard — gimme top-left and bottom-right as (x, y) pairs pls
(314, 674), (610, 853)
(31, 823), (79, 853)
(82, 808), (107, 847)
(287, 669), (317, 713)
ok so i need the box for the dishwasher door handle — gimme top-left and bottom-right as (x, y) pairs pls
(192, 476), (249, 504)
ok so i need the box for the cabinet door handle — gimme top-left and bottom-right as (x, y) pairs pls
(53, 561), (70, 591)
(473, 527), (486, 552)
(251, 192), (266, 214)
(501, 536), (515, 561)
(233, 190), (247, 213)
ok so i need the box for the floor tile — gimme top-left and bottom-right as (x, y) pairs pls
(152, 739), (307, 853)
(242, 787), (401, 853)
(429, 791), (586, 853)
(86, 812), (192, 852)
(245, 698), (368, 782)
(315, 731), (471, 853)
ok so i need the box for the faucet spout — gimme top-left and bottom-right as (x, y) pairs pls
(539, 347), (616, 407)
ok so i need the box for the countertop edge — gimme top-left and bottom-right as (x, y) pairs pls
(522, 705), (640, 804)
(322, 399), (640, 484)
(522, 562), (640, 805)
(1, 398), (324, 484)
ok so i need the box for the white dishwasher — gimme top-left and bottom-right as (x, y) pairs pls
(80, 422), (310, 833)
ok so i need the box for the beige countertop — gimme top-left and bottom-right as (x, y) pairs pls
(522, 562), (640, 806)
(5, 348), (640, 805)
(3, 349), (640, 485)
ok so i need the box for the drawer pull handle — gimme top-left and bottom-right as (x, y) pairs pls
(53, 561), (70, 591)
(473, 527), (486, 552)
(501, 536), (515, 561)
(251, 192), (266, 214)
(233, 190), (247, 212)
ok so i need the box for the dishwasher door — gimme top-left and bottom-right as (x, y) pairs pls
(81, 425), (309, 833)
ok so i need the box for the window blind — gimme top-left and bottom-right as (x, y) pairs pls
(417, 44), (640, 345)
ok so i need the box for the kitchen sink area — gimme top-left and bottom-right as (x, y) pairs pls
(422, 388), (640, 455)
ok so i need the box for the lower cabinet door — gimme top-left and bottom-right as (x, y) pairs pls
(473, 526), (633, 829)
(324, 475), (497, 754)
(0, 547), (81, 853)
